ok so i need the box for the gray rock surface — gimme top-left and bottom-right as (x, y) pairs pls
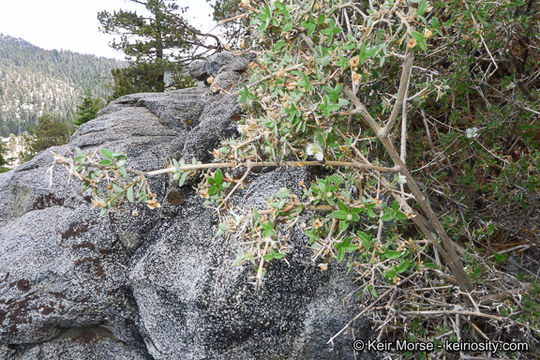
(187, 51), (254, 81)
(0, 54), (373, 359)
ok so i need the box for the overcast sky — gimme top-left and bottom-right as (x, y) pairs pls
(0, 0), (217, 59)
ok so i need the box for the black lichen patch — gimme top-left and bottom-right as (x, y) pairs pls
(49, 291), (67, 299)
(61, 220), (96, 240)
(230, 113), (241, 122)
(72, 242), (96, 251)
(41, 306), (55, 315)
(16, 279), (31, 292)
(97, 248), (111, 255)
(74, 257), (105, 278)
(0, 295), (38, 337)
(33, 193), (64, 210)
(165, 190), (184, 205)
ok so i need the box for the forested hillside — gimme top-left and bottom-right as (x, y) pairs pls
(0, 34), (125, 136)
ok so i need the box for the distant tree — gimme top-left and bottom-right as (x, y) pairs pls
(207, 0), (248, 45)
(23, 114), (71, 161)
(108, 62), (194, 100)
(74, 91), (103, 126)
(98, 0), (219, 99)
(0, 140), (9, 168)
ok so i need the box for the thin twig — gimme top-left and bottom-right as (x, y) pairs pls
(327, 273), (418, 348)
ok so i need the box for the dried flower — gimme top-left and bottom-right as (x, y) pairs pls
(224, 43), (231, 51)
(275, 67), (285, 78)
(241, 0), (250, 7)
(285, 83), (297, 90)
(207, 76), (214, 84)
(146, 198), (161, 209)
(349, 56), (360, 69)
(91, 197), (107, 209)
(200, 188), (209, 198)
(313, 218), (323, 229)
(424, 29), (432, 39)
(352, 71), (361, 84)
(393, 276), (400, 284)
(407, 37), (417, 49)
(318, 263), (328, 271)
(306, 143), (324, 161)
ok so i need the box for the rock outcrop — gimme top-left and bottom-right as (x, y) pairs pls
(0, 52), (373, 359)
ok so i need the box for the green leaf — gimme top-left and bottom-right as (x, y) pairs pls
(282, 22), (293, 32)
(273, 40), (285, 52)
(396, 211), (408, 221)
(411, 31), (426, 51)
(357, 231), (370, 242)
(396, 260), (410, 273)
(274, 1), (285, 12)
(301, 20), (316, 36)
(366, 46), (378, 58)
(332, 210), (349, 220)
(343, 244), (357, 252)
(232, 249), (245, 266)
(100, 148), (113, 159)
(431, 17), (440, 29)
(112, 183), (123, 193)
(384, 269), (397, 279)
(494, 253), (508, 265)
(338, 220), (350, 232)
(99, 159), (112, 166)
(337, 247), (345, 262)
(214, 169), (223, 185)
(259, 4), (272, 30)
(418, 0), (427, 16)
(178, 172), (189, 187)
(337, 200), (348, 212)
(335, 238), (356, 261)
(384, 249), (403, 259)
(119, 167), (128, 179)
(381, 212), (395, 221)
(127, 186), (134, 202)
(275, 187), (289, 199)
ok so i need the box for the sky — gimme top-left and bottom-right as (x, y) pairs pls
(0, 0), (217, 60)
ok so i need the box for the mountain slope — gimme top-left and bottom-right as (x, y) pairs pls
(0, 34), (125, 136)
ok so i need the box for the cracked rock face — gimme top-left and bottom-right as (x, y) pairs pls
(0, 52), (373, 359)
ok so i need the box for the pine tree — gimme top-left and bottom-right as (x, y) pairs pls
(74, 91), (102, 126)
(0, 140), (8, 169)
(98, 0), (219, 98)
(23, 115), (71, 161)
